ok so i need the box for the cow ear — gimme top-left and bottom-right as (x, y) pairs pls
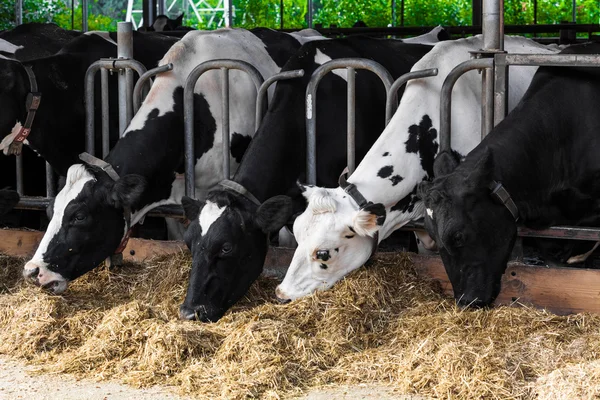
(181, 196), (202, 221)
(466, 148), (494, 185)
(416, 180), (432, 200)
(176, 13), (184, 23)
(297, 181), (318, 201)
(433, 151), (459, 177)
(110, 174), (146, 209)
(254, 195), (294, 234)
(353, 202), (386, 238)
(0, 59), (23, 93)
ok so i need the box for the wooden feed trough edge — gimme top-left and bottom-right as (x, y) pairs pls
(1, 228), (599, 316)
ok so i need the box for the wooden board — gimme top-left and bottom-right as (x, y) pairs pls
(3, 229), (600, 315)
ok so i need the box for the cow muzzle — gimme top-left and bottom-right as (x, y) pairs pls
(23, 261), (68, 294)
(274, 286), (291, 304)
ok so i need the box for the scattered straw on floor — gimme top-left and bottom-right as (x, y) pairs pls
(1, 251), (600, 399)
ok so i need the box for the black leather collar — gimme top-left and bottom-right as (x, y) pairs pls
(488, 180), (519, 221)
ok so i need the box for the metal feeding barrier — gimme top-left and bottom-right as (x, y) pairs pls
(438, 52), (600, 242)
(305, 57), (438, 185)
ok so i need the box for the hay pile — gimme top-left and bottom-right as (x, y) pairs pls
(1, 251), (600, 399)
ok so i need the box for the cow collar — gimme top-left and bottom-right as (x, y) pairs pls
(6, 65), (42, 156)
(78, 152), (133, 254)
(488, 181), (519, 222)
(219, 179), (262, 206)
(338, 168), (379, 259)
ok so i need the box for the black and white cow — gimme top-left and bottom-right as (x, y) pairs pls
(418, 42), (600, 307)
(178, 35), (435, 322)
(0, 23), (81, 61)
(22, 28), (321, 293)
(0, 31), (179, 177)
(275, 35), (560, 301)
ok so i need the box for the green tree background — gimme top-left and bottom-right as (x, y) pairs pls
(1, 0), (599, 31)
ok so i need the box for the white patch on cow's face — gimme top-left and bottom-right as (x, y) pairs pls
(426, 208), (434, 219)
(0, 121), (22, 155)
(199, 201), (226, 234)
(313, 49), (348, 81)
(23, 164), (95, 290)
(276, 187), (376, 301)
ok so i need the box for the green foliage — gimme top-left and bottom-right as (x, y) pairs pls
(53, 5), (117, 31)
(404, 0), (472, 26)
(314, 0), (391, 28)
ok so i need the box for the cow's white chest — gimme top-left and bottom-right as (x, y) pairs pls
(199, 201), (226, 233)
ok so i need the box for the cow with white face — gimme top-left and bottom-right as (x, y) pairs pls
(22, 28), (320, 293)
(276, 35), (561, 301)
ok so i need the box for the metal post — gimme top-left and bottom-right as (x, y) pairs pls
(133, 63), (173, 113)
(308, 0), (313, 28)
(101, 68), (110, 158)
(224, 0), (232, 27)
(493, 52), (508, 126)
(45, 162), (56, 197)
(15, 155), (23, 195)
(183, 60), (265, 198)
(391, 0), (396, 27)
(347, 67), (356, 174)
(305, 58), (394, 185)
(15, 0), (22, 25)
(482, 68), (495, 137)
(280, 0), (284, 29)
(82, 0), (88, 32)
(472, 0), (482, 26)
(572, 0), (577, 23)
(117, 22), (133, 137)
(221, 68), (230, 179)
(143, 0), (156, 28)
(255, 69), (304, 131)
(482, 0), (504, 51)
(158, 0), (165, 15)
(400, 0), (405, 26)
(439, 58), (493, 153)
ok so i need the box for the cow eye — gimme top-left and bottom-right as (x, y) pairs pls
(74, 213), (86, 222)
(221, 242), (233, 254)
(452, 231), (465, 247)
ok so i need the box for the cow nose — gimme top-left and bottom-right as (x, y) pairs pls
(315, 249), (330, 261)
(41, 280), (68, 294)
(179, 305), (198, 321)
(274, 286), (291, 304)
(23, 261), (40, 280)
(456, 296), (488, 309)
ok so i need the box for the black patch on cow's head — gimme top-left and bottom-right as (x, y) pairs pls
(391, 185), (418, 213)
(405, 114), (439, 178)
(390, 175), (404, 186)
(382, 152), (390, 157)
(180, 190), (294, 322)
(0, 59), (27, 141)
(377, 165), (393, 178)
(230, 132), (252, 164)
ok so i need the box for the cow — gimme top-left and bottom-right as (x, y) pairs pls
(0, 23), (81, 61)
(21, 28), (322, 294)
(275, 35), (561, 302)
(178, 35), (436, 322)
(417, 42), (600, 308)
(148, 14), (188, 32)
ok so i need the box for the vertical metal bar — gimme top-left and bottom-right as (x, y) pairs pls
(572, 0), (576, 23)
(85, 64), (100, 156)
(482, 0), (504, 51)
(117, 22), (133, 137)
(472, 0), (482, 25)
(391, 0), (396, 27)
(493, 53), (508, 127)
(225, 0), (232, 27)
(16, 155), (23, 195)
(126, 69), (134, 128)
(158, 0), (165, 15)
(533, 0), (537, 25)
(101, 68), (110, 158)
(400, 0), (404, 26)
(280, 0), (284, 29)
(82, 0), (88, 32)
(45, 162), (56, 197)
(221, 68), (230, 179)
(15, 0), (22, 25)
(347, 67), (356, 175)
(308, 0), (313, 28)
(481, 68), (494, 138)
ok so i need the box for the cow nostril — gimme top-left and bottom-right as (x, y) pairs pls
(179, 305), (198, 321)
(316, 250), (330, 261)
(276, 297), (291, 304)
(25, 267), (39, 279)
(275, 286), (291, 304)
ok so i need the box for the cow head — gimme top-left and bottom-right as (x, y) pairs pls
(179, 190), (293, 322)
(0, 59), (27, 154)
(275, 185), (385, 301)
(22, 163), (146, 293)
(417, 150), (517, 308)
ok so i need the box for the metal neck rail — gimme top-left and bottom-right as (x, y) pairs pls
(183, 59), (265, 198)
(133, 63), (174, 113)
(305, 58), (395, 185)
(85, 58), (147, 158)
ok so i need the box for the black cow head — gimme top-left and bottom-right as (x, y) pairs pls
(22, 163), (146, 293)
(0, 59), (27, 151)
(417, 149), (517, 308)
(150, 13), (185, 32)
(179, 190), (293, 322)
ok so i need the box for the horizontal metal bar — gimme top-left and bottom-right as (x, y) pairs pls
(133, 63), (173, 113)
(503, 53), (600, 67)
(255, 69), (304, 131)
(386, 68), (438, 121)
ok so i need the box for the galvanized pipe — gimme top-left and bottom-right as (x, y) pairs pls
(493, 53), (508, 127)
(82, 0), (88, 31)
(385, 68), (438, 123)
(133, 63), (173, 113)
(481, 68), (494, 136)
(45, 162), (56, 197)
(482, 0), (504, 51)
(504, 53), (600, 66)
(85, 58), (147, 157)
(221, 67), (230, 179)
(439, 58), (493, 153)
(15, 0), (22, 25)
(117, 22), (133, 137)
(255, 69), (304, 131)
(101, 68), (110, 158)
(305, 58), (395, 185)
(15, 155), (23, 195)
(346, 67), (356, 174)
(183, 59), (265, 198)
